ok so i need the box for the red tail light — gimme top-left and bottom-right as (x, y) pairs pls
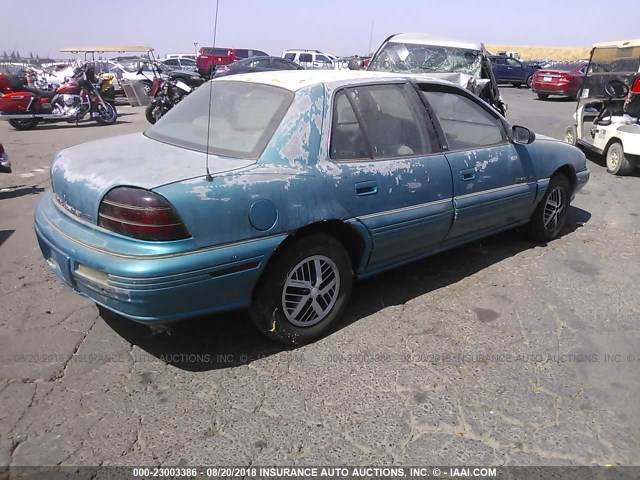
(631, 77), (640, 94)
(98, 187), (190, 241)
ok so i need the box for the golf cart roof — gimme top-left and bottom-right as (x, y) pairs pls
(60, 46), (154, 53)
(591, 39), (640, 49)
(386, 33), (482, 51)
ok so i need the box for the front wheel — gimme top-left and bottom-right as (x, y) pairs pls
(95, 102), (117, 125)
(8, 118), (38, 130)
(250, 233), (353, 345)
(606, 142), (635, 175)
(527, 174), (571, 242)
(563, 125), (577, 146)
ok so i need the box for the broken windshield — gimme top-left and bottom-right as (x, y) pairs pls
(369, 42), (482, 76)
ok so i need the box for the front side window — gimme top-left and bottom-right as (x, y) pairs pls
(284, 53), (295, 61)
(421, 88), (505, 150)
(146, 81), (293, 159)
(506, 58), (521, 67)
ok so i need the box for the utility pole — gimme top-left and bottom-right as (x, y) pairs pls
(194, 42), (198, 55)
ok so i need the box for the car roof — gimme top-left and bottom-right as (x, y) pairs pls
(213, 69), (449, 92)
(386, 33), (482, 51)
(591, 39), (640, 48)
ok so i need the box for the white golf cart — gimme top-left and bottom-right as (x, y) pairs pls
(564, 39), (640, 175)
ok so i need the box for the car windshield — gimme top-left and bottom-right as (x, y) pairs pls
(588, 47), (640, 73)
(145, 81), (293, 159)
(369, 42), (482, 76)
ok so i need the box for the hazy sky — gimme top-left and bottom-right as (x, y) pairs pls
(1, 0), (637, 59)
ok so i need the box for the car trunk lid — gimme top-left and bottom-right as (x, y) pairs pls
(50, 132), (255, 224)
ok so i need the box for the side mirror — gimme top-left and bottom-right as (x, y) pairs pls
(348, 58), (364, 70)
(512, 125), (535, 144)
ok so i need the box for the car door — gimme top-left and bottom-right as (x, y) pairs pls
(505, 58), (526, 82)
(418, 83), (536, 241)
(328, 83), (454, 272)
(491, 57), (507, 82)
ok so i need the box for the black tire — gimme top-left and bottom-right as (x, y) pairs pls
(606, 142), (634, 175)
(537, 93), (549, 100)
(8, 118), (38, 130)
(145, 103), (162, 124)
(563, 125), (577, 146)
(527, 174), (571, 242)
(512, 82), (522, 88)
(95, 102), (117, 126)
(526, 75), (533, 88)
(141, 81), (152, 96)
(249, 233), (353, 345)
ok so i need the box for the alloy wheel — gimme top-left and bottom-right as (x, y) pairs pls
(282, 255), (340, 327)
(543, 186), (566, 231)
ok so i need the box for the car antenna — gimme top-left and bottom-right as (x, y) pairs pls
(204, 0), (221, 182)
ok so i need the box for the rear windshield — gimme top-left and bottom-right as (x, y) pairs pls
(369, 42), (482, 76)
(145, 81), (293, 160)
(546, 62), (583, 71)
(203, 48), (229, 56)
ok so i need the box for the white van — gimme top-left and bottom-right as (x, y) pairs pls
(282, 49), (336, 69)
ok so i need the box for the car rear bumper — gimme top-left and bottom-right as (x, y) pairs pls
(34, 192), (286, 323)
(531, 81), (578, 96)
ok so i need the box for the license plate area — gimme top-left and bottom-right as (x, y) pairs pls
(543, 76), (552, 82)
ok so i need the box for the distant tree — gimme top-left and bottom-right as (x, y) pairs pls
(2, 51), (7, 60)
(29, 52), (34, 59)
(10, 51), (16, 61)
(16, 51), (21, 60)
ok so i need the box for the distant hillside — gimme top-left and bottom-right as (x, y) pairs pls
(485, 45), (591, 61)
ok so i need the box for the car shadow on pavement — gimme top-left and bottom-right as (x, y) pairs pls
(101, 206), (590, 372)
(0, 186), (44, 199)
(0, 229), (15, 247)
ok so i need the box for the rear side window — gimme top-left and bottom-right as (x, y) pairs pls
(236, 49), (249, 59)
(299, 54), (313, 63)
(284, 53), (295, 61)
(421, 88), (505, 149)
(253, 50), (268, 57)
(330, 91), (369, 160)
(330, 84), (435, 160)
(146, 81), (293, 159)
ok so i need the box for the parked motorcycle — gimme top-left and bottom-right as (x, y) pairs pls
(144, 65), (204, 124)
(0, 63), (117, 131)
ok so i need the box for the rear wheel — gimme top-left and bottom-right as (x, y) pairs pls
(537, 93), (549, 100)
(512, 82), (522, 88)
(8, 118), (38, 130)
(606, 142), (635, 175)
(249, 233), (353, 345)
(526, 75), (533, 88)
(145, 103), (163, 124)
(527, 174), (571, 242)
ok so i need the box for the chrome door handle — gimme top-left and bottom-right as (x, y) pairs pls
(355, 181), (378, 196)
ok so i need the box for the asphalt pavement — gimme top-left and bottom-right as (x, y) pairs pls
(0, 87), (639, 468)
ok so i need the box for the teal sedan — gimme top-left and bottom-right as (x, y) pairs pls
(34, 70), (589, 345)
